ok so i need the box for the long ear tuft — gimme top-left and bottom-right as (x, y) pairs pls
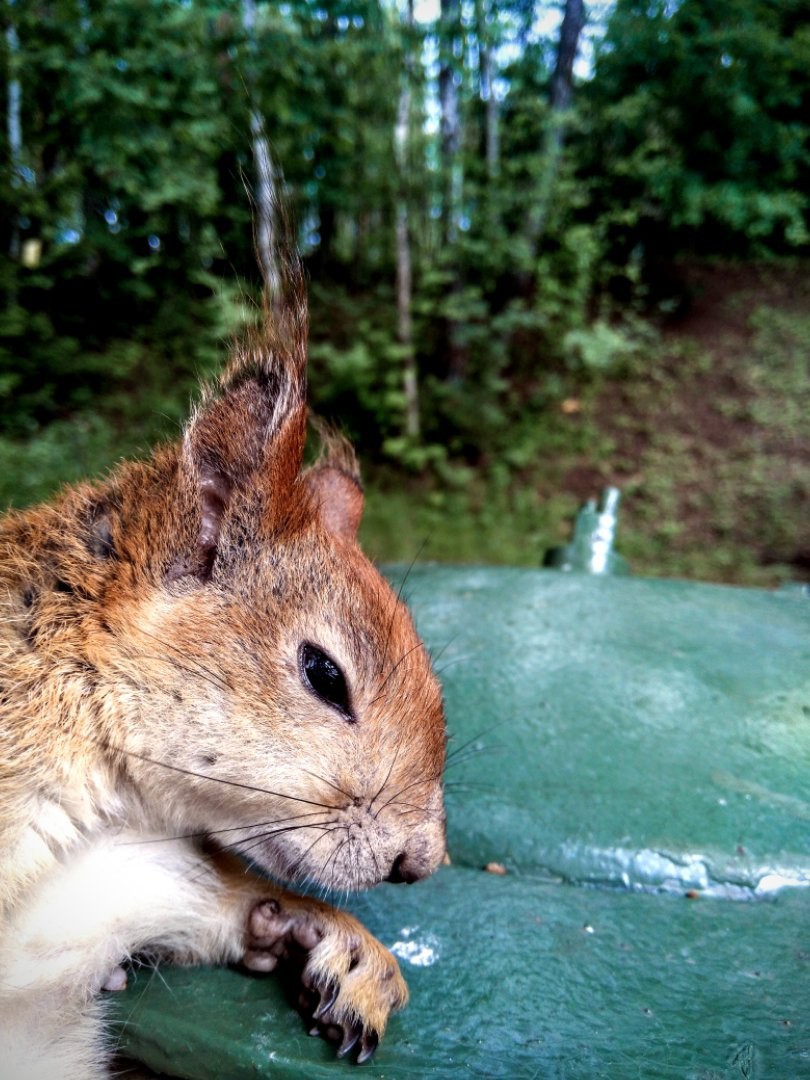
(176, 262), (309, 578)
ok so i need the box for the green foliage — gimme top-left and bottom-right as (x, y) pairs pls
(587, 0), (810, 266)
(563, 319), (639, 373)
(0, 412), (124, 509)
(307, 283), (407, 444)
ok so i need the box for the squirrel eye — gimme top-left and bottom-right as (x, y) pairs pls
(299, 643), (353, 720)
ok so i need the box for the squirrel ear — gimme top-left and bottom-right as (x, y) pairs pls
(172, 305), (308, 579)
(166, 462), (233, 583)
(306, 465), (364, 542)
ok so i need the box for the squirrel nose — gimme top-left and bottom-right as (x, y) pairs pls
(385, 851), (421, 885)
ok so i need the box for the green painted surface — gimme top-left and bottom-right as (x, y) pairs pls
(114, 569), (810, 1078)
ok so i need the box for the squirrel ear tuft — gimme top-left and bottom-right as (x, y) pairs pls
(172, 307), (308, 579)
(306, 465), (364, 542)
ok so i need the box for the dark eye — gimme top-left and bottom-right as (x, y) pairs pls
(299, 643), (353, 720)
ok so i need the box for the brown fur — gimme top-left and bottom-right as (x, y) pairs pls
(0, 271), (446, 1076)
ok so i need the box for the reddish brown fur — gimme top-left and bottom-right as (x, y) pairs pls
(0, 270), (446, 1077)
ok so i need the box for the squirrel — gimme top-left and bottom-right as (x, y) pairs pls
(0, 257), (447, 1077)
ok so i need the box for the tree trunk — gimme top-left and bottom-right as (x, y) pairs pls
(439, 0), (462, 245)
(241, 0), (281, 301)
(6, 10), (22, 260)
(525, 0), (586, 255)
(395, 0), (419, 439)
(551, 0), (586, 114)
(475, 0), (499, 181)
(439, 0), (468, 382)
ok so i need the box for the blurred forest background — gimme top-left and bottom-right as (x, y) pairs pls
(1, 0), (808, 584)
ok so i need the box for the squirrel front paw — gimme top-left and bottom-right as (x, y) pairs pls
(243, 898), (408, 1064)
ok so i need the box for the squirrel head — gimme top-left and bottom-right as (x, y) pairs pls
(10, 282), (446, 891)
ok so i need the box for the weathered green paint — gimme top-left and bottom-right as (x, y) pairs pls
(114, 568), (810, 1077)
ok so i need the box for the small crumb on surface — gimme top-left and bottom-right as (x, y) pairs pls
(685, 889), (700, 900)
(484, 862), (507, 875)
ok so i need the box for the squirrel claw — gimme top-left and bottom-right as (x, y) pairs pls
(357, 1030), (380, 1064)
(312, 980), (339, 1019)
(336, 1022), (362, 1058)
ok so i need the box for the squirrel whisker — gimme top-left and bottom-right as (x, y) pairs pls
(116, 809), (333, 847)
(320, 835), (350, 898)
(372, 769), (444, 821)
(367, 723), (407, 813)
(370, 642), (426, 706)
(128, 626), (235, 693)
(96, 740), (339, 810)
(427, 634), (459, 666)
(434, 653), (474, 677)
(224, 820), (338, 861)
(363, 829), (383, 888)
(114, 647), (230, 695)
(443, 724), (507, 771)
(287, 823), (346, 884)
(294, 765), (355, 801)
(375, 542), (426, 680)
(385, 800), (433, 816)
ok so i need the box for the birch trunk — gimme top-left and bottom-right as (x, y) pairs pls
(395, 0), (419, 439)
(475, 0), (499, 181)
(439, 0), (462, 245)
(241, 0), (281, 302)
(6, 10), (22, 260)
(439, 0), (468, 382)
